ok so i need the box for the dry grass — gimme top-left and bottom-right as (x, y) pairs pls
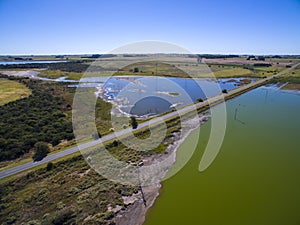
(0, 78), (31, 106)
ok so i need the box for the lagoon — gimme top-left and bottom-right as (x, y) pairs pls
(144, 86), (300, 225)
(99, 76), (254, 117)
(0, 60), (67, 65)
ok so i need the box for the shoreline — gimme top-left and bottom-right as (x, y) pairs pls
(114, 113), (211, 225)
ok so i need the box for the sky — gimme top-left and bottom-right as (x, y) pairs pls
(0, 0), (299, 55)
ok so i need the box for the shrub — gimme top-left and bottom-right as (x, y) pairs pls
(130, 116), (138, 129)
(32, 142), (50, 161)
(46, 162), (53, 171)
(222, 89), (228, 94)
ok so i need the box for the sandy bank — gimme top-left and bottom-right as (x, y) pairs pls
(114, 113), (211, 225)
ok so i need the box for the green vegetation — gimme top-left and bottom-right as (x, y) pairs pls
(0, 56), (298, 225)
(212, 68), (252, 77)
(0, 76), (188, 223)
(271, 76), (300, 90)
(0, 110), (185, 224)
(0, 78), (31, 106)
(269, 65), (300, 90)
(253, 63), (271, 67)
(38, 70), (83, 80)
(32, 142), (50, 161)
(95, 98), (113, 136)
(0, 61), (90, 73)
(207, 64), (284, 78)
(130, 116), (138, 129)
(0, 76), (74, 161)
(0, 74), (114, 164)
(114, 60), (260, 78)
(116, 61), (190, 77)
(0, 155), (138, 225)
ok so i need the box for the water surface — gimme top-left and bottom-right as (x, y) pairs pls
(99, 76), (254, 116)
(144, 86), (300, 225)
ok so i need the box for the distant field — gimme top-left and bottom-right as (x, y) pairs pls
(211, 68), (252, 77)
(114, 61), (263, 78)
(116, 61), (190, 77)
(17, 63), (286, 80)
(0, 78), (31, 106)
(1, 55), (298, 80)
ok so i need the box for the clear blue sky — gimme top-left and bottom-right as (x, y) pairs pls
(0, 0), (299, 55)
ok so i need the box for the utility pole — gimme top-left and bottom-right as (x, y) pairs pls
(137, 164), (147, 207)
(234, 107), (238, 120)
(234, 104), (246, 125)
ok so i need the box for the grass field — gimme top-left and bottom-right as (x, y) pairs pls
(114, 61), (259, 78)
(0, 154), (137, 224)
(211, 67), (252, 77)
(0, 78), (31, 106)
(275, 64), (300, 90)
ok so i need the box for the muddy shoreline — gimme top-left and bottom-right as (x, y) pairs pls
(114, 113), (211, 225)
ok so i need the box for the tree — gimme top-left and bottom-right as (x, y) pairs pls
(222, 89), (228, 94)
(46, 162), (53, 171)
(113, 140), (119, 147)
(197, 98), (204, 102)
(130, 116), (138, 129)
(32, 142), (50, 161)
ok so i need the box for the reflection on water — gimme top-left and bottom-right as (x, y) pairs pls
(2, 70), (255, 117)
(98, 76), (255, 117)
(129, 96), (172, 116)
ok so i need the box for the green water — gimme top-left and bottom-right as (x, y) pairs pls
(144, 86), (300, 225)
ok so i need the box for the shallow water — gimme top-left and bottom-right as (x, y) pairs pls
(144, 86), (300, 225)
(100, 76), (253, 116)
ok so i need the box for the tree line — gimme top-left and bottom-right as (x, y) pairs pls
(0, 61), (107, 73)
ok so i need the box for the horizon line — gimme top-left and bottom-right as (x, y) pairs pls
(1, 53), (300, 57)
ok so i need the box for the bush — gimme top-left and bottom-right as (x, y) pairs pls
(222, 89), (228, 94)
(46, 162), (53, 171)
(253, 63), (271, 67)
(43, 208), (76, 225)
(130, 116), (138, 129)
(113, 140), (119, 147)
(32, 142), (49, 161)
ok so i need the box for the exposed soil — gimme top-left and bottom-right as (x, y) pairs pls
(114, 114), (211, 225)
